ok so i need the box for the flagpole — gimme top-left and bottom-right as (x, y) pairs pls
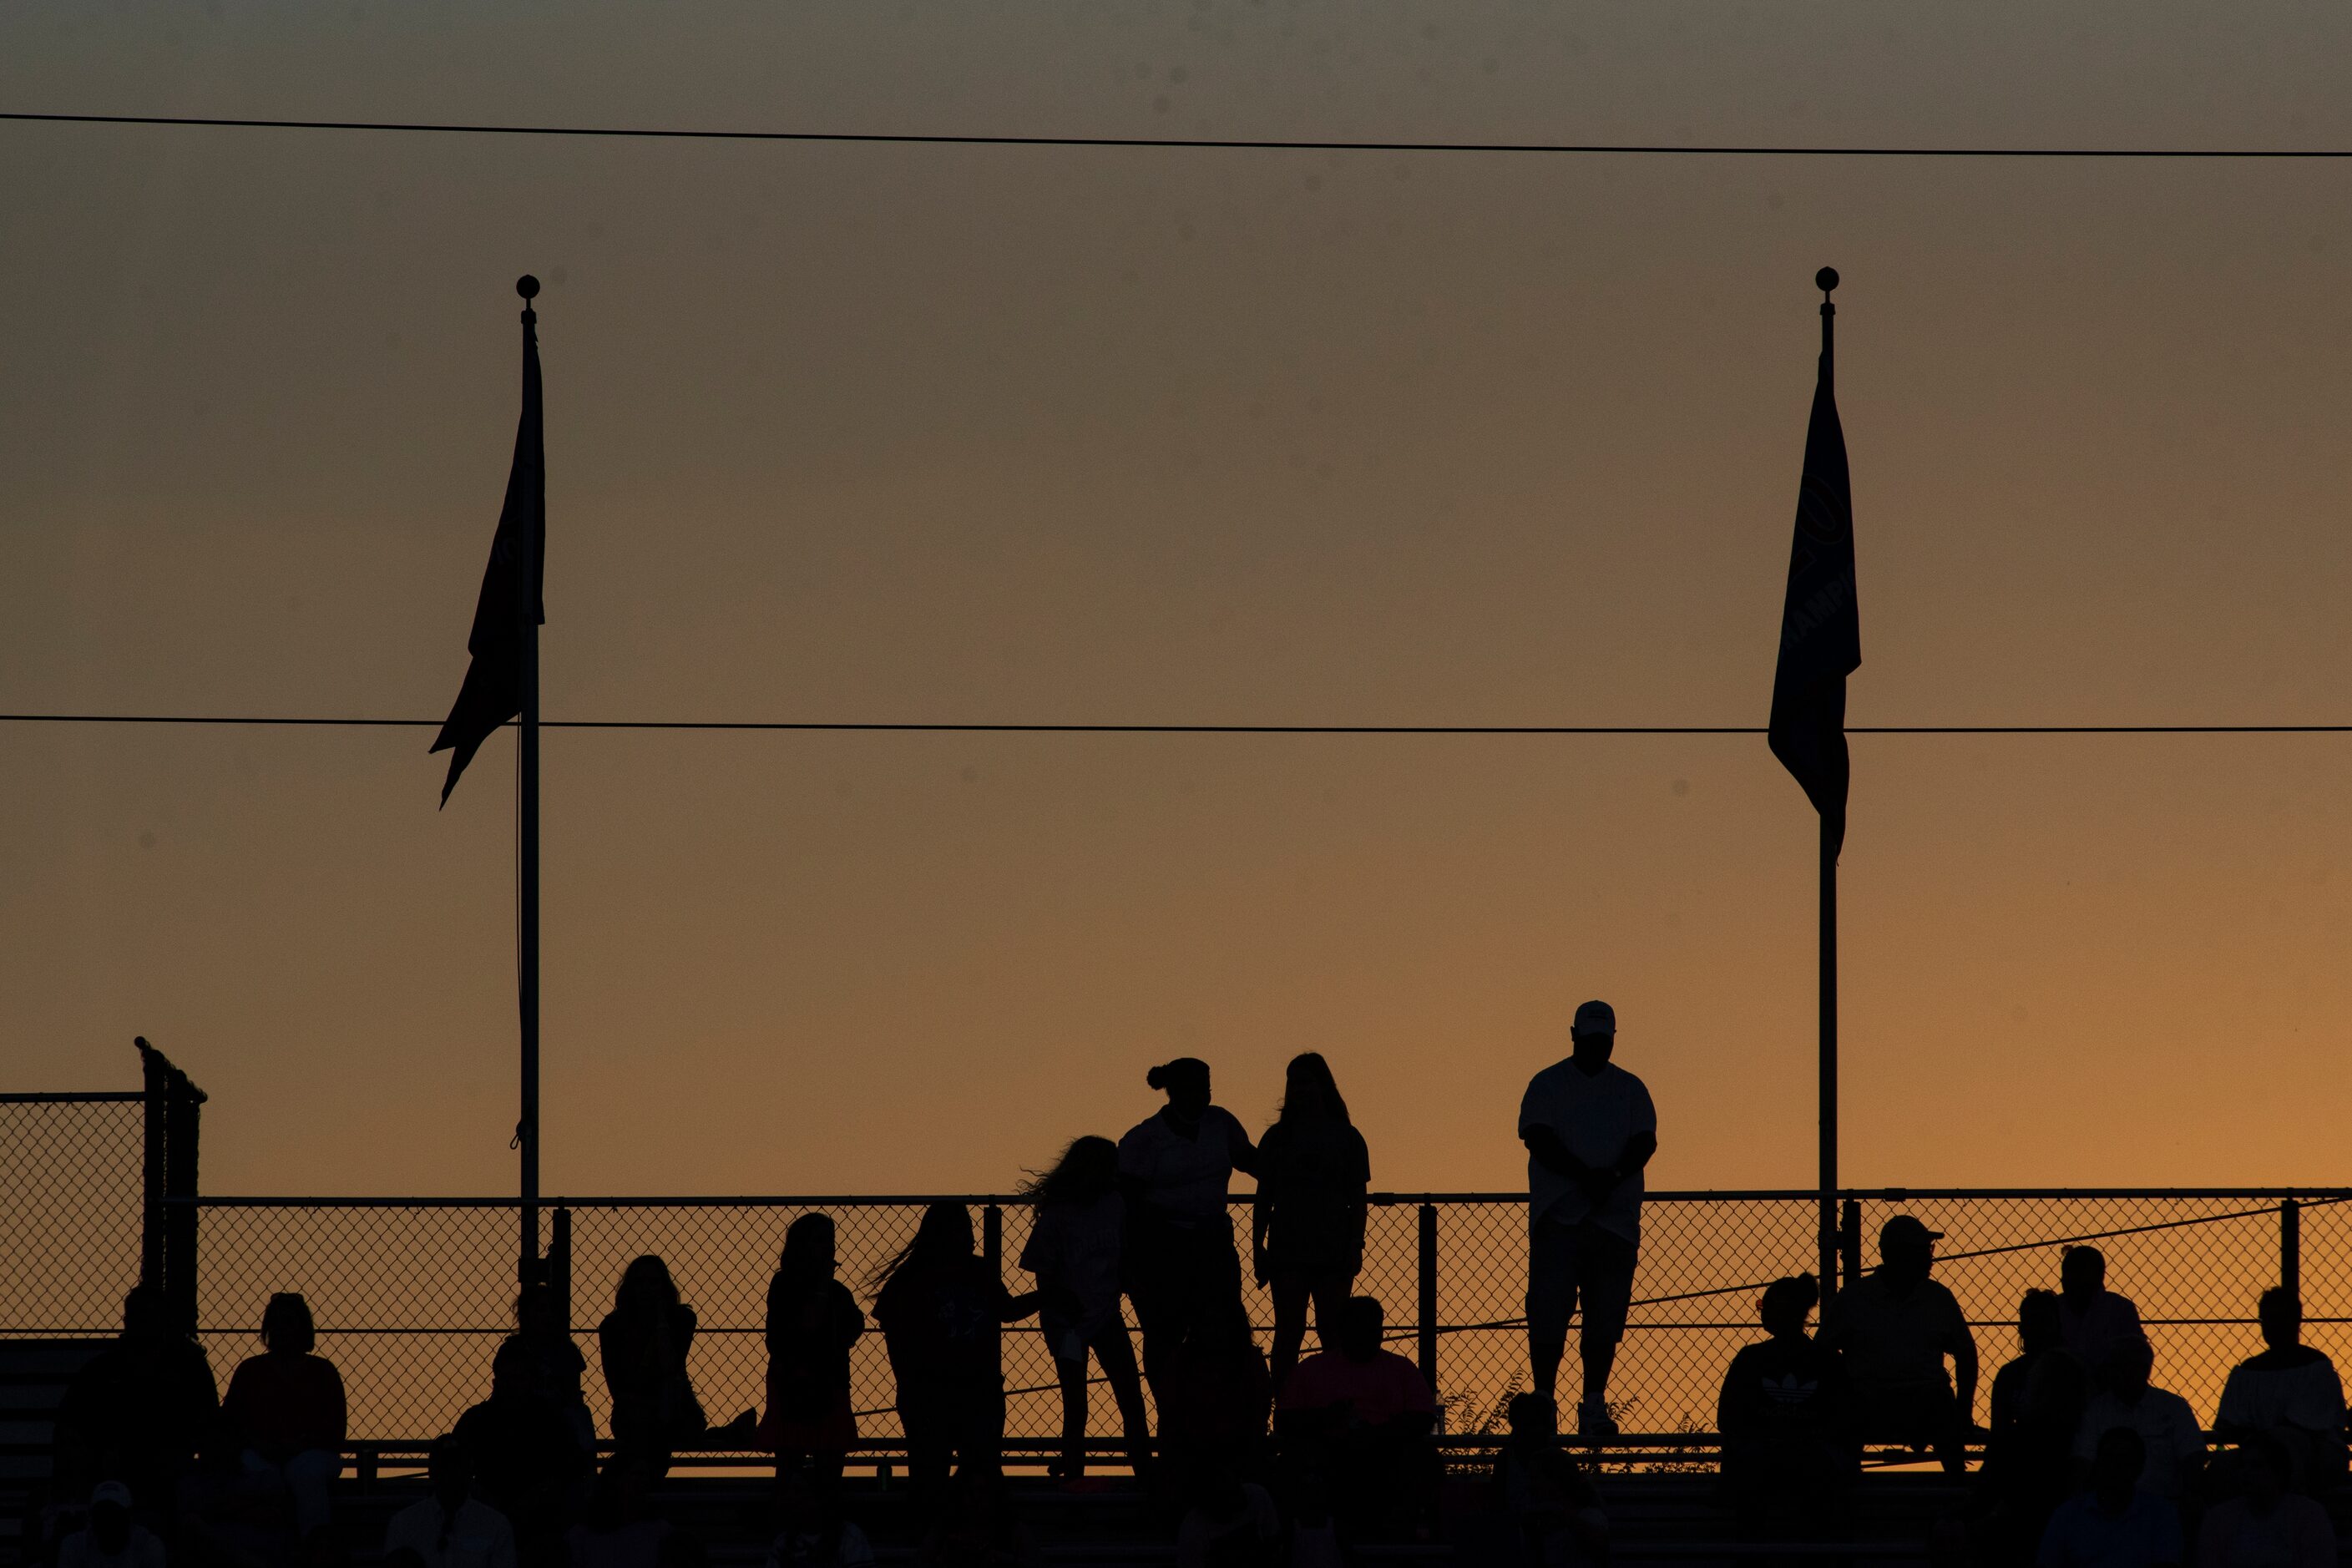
(516, 273), (543, 1288)
(1814, 266), (1840, 1300)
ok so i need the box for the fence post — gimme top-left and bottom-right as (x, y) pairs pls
(1839, 1198), (1863, 1296)
(549, 1206), (573, 1329)
(1417, 1203), (1439, 1398)
(983, 1203), (1004, 1394)
(138, 1039), (167, 1289)
(2281, 1199), (2301, 1299)
(162, 1065), (204, 1334)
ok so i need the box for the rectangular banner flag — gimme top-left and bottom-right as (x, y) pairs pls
(431, 311), (544, 804)
(1768, 339), (1861, 854)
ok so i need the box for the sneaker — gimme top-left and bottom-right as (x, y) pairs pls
(1576, 1400), (1619, 1437)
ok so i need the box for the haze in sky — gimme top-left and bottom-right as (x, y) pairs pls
(4, 0), (2350, 1196)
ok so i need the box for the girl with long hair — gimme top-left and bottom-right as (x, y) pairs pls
(758, 1214), (867, 1498)
(1250, 1052), (1370, 1389)
(596, 1257), (703, 1482)
(1016, 1137), (1150, 1482)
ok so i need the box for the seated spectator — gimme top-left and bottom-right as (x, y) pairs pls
(454, 1338), (589, 1565)
(1820, 1216), (1976, 1474)
(597, 1257), (703, 1484)
(1161, 1301), (1277, 1484)
(508, 1285), (594, 1459)
(1274, 1296), (1438, 1539)
(563, 1468), (669, 1568)
(1490, 1393), (1606, 1568)
(2056, 1247), (2146, 1373)
(384, 1437), (515, 1568)
(2037, 1429), (2183, 1568)
(762, 1466), (873, 1568)
(176, 1429), (285, 1568)
(2216, 1289), (2347, 1490)
(59, 1482), (166, 1568)
(1174, 1458), (1282, 1568)
(913, 1465), (1039, 1568)
(1716, 1272), (1856, 1536)
(220, 1292), (346, 1536)
(1286, 1476), (1345, 1568)
(2198, 1434), (2335, 1568)
(55, 1284), (220, 1525)
(1983, 1290), (2091, 1562)
(2073, 1338), (2203, 1503)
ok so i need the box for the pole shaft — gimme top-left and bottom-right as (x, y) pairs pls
(518, 308), (543, 1285)
(1819, 812), (1839, 1296)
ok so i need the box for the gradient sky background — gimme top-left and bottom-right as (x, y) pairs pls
(4, 1), (2350, 1198)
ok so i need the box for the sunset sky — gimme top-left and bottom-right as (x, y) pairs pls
(5, 1), (2350, 1200)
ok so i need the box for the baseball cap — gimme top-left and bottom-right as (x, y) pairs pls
(1571, 999), (1616, 1038)
(1879, 1215), (1944, 1249)
(90, 1481), (132, 1510)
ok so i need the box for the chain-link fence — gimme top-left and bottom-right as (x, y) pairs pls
(0, 1095), (149, 1338)
(175, 1189), (2347, 1449)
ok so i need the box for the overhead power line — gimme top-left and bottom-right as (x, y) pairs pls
(2, 715), (2346, 736)
(6, 110), (2350, 159)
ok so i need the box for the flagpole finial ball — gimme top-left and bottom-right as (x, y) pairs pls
(1815, 266), (1839, 294)
(516, 275), (541, 301)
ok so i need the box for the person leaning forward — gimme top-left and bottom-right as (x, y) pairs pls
(1519, 998), (1657, 1438)
(1822, 1215), (1980, 1474)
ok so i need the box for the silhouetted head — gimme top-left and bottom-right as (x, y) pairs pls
(89, 1483), (132, 1552)
(1876, 1216), (1940, 1287)
(1505, 1392), (1557, 1439)
(2258, 1287), (2302, 1350)
(779, 1213), (838, 1285)
(1148, 1058), (1212, 1119)
(514, 1282), (564, 1339)
(121, 1282), (171, 1343)
(1569, 1000), (1616, 1071)
(427, 1434), (473, 1514)
(873, 1201), (974, 1296)
(2103, 1335), (2154, 1399)
(1277, 1053), (1350, 1127)
(490, 1337), (534, 1402)
(2242, 1432), (2294, 1510)
(2061, 1246), (2107, 1298)
(2091, 1426), (2145, 1510)
(1336, 1295), (1384, 1361)
(615, 1256), (680, 1317)
(260, 1292), (316, 1354)
(1019, 1136), (1120, 1209)
(1759, 1272), (1819, 1341)
(2017, 1289), (2064, 1355)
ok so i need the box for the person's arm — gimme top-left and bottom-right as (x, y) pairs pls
(323, 1359), (348, 1448)
(1226, 1111), (1262, 1180)
(1949, 1320), (1980, 1431)
(1521, 1125), (1594, 1182)
(1250, 1132), (1276, 1281)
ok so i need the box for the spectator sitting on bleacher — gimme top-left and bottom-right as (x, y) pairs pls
(2056, 1247), (2146, 1374)
(2215, 1288), (2347, 1492)
(384, 1436), (515, 1568)
(1490, 1393), (1606, 1568)
(508, 1285), (594, 1459)
(2073, 1338), (2203, 1504)
(1273, 1295), (1438, 1540)
(1716, 1272), (1857, 1536)
(1174, 1456), (1282, 1568)
(1982, 1290), (2090, 1563)
(175, 1428), (286, 1568)
(564, 1467), (669, 1568)
(60, 1481), (166, 1568)
(597, 1258), (703, 1485)
(55, 1283), (220, 1526)
(2037, 1428), (2183, 1568)
(1161, 1300), (1277, 1485)
(761, 1465), (873, 1568)
(1821, 1216), (1977, 1474)
(454, 1338), (589, 1567)
(220, 1292), (345, 1537)
(2197, 1433), (2336, 1568)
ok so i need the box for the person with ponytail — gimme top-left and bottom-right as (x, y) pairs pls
(1115, 1059), (1259, 1412)
(1250, 1052), (1371, 1390)
(1016, 1137), (1151, 1483)
(1716, 1272), (1855, 1536)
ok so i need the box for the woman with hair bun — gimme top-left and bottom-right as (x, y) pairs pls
(1116, 1058), (1259, 1412)
(1716, 1272), (1856, 1536)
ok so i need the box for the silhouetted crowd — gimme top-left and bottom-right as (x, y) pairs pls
(42, 1010), (2350, 1568)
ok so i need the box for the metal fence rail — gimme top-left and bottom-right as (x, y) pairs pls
(154, 1188), (2349, 1449)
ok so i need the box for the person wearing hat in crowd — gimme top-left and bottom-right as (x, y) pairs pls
(61, 1482), (167, 1568)
(1820, 1215), (1978, 1474)
(1519, 999), (1658, 1437)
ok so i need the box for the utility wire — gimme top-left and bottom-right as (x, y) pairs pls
(2, 715), (2348, 736)
(6, 111), (2351, 159)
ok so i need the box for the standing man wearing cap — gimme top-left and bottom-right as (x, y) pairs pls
(1822, 1215), (1979, 1474)
(1520, 999), (1658, 1437)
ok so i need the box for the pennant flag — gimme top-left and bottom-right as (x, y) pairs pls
(431, 299), (544, 805)
(1768, 320), (1861, 855)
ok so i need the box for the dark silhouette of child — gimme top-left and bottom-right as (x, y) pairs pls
(759, 1215), (867, 1498)
(596, 1258), (703, 1483)
(1117, 1059), (1259, 1412)
(1160, 1299), (1276, 1489)
(454, 1338), (588, 1568)
(1251, 1053), (1371, 1393)
(1273, 1296), (1436, 1540)
(55, 1283), (220, 1525)
(1983, 1289), (2091, 1562)
(1716, 1272), (1856, 1538)
(382, 1434), (515, 1568)
(220, 1292), (346, 1536)
(1015, 1136), (1150, 1483)
(2036, 1427), (2182, 1568)
(506, 1285), (594, 1459)
(873, 1203), (1038, 1515)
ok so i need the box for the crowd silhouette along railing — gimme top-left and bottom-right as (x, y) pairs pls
(42, 1187), (2321, 1469)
